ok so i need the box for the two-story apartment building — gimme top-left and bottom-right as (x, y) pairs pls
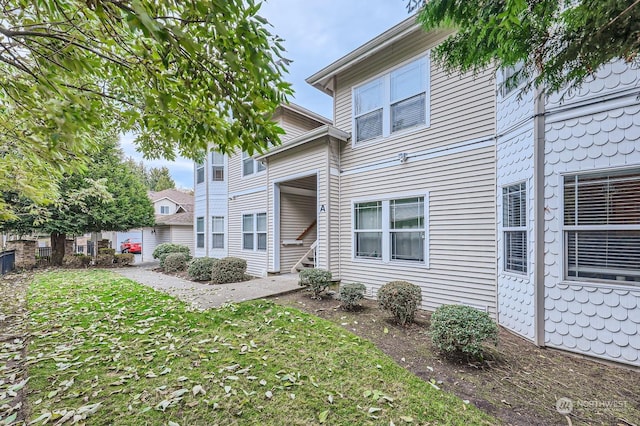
(194, 16), (640, 367)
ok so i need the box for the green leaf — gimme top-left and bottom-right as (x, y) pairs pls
(318, 410), (329, 423)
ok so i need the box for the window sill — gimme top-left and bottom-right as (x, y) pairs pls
(352, 257), (429, 268)
(352, 124), (431, 150)
(500, 270), (530, 281)
(559, 280), (640, 291)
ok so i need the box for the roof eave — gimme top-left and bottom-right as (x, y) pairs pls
(306, 15), (420, 95)
(255, 125), (350, 160)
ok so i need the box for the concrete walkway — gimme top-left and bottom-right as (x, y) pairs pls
(113, 266), (301, 310)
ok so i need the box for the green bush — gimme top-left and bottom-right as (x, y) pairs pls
(98, 248), (116, 256)
(211, 257), (247, 284)
(430, 304), (499, 361)
(152, 243), (191, 267)
(95, 254), (115, 267)
(188, 257), (216, 281)
(62, 254), (91, 268)
(164, 252), (188, 273)
(114, 253), (135, 266)
(377, 281), (422, 325)
(338, 282), (366, 310)
(298, 268), (332, 299)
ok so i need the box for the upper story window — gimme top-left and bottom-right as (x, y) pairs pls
(160, 205), (170, 215)
(564, 170), (640, 284)
(242, 151), (266, 176)
(500, 61), (525, 97)
(211, 151), (225, 181)
(353, 55), (430, 144)
(196, 163), (204, 184)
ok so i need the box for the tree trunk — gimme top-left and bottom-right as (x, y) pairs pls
(50, 232), (66, 266)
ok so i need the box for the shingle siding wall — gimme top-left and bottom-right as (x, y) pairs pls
(496, 85), (536, 340)
(543, 61), (640, 366)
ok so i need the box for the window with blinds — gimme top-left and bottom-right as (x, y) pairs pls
(211, 151), (225, 182)
(503, 182), (527, 273)
(196, 217), (205, 248)
(564, 170), (640, 284)
(212, 216), (224, 249)
(353, 55), (429, 143)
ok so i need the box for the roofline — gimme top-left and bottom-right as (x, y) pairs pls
(151, 195), (193, 207)
(255, 125), (350, 160)
(279, 103), (332, 125)
(306, 15), (420, 95)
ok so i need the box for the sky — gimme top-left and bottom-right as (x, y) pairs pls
(120, 1), (411, 189)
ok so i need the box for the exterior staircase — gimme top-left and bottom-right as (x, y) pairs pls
(291, 240), (317, 273)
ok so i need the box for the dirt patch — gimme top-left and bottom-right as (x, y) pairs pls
(272, 289), (640, 426)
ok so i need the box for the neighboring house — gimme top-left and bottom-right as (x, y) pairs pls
(193, 16), (640, 367)
(496, 62), (640, 366)
(141, 189), (195, 261)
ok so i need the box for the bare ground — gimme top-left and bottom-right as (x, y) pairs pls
(271, 289), (640, 426)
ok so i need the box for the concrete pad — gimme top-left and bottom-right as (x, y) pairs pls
(113, 267), (301, 310)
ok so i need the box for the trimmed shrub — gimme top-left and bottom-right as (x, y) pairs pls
(430, 304), (499, 361)
(164, 252), (188, 273)
(377, 281), (422, 325)
(338, 282), (366, 310)
(298, 268), (332, 299)
(114, 253), (135, 266)
(152, 243), (191, 267)
(99, 248), (116, 256)
(95, 254), (115, 267)
(188, 257), (216, 281)
(62, 254), (91, 268)
(211, 257), (247, 284)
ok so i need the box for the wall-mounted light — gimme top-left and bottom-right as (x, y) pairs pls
(398, 153), (409, 163)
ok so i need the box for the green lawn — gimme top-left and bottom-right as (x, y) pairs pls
(25, 270), (496, 425)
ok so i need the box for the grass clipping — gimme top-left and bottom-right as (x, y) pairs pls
(24, 270), (494, 425)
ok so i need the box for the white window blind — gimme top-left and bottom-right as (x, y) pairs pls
(196, 217), (205, 248)
(564, 170), (640, 283)
(212, 216), (224, 249)
(211, 152), (225, 181)
(503, 183), (527, 273)
(353, 55), (429, 143)
(354, 201), (382, 258)
(390, 197), (425, 261)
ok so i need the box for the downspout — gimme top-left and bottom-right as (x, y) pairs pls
(533, 86), (546, 347)
(205, 150), (210, 256)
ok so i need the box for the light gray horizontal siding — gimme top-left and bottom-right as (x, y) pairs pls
(338, 145), (497, 315)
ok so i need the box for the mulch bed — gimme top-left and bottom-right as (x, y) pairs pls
(271, 289), (640, 426)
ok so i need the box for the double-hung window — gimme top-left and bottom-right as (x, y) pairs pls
(196, 163), (205, 184)
(564, 170), (640, 284)
(160, 205), (170, 215)
(212, 216), (224, 249)
(196, 216), (205, 248)
(211, 152), (225, 181)
(242, 213), (267, 251)
(503, 183), (527, 273)
(354, 196), (427, 264)
(242, 152), (266, 176)
(353, 55), (429, 143)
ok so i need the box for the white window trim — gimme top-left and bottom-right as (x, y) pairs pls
(241, 211), (267, 252)
(351, 191), (429, 267)
(501, 181), (528, 275)
(196, 163), (205, 184)
(211, 152), (225, 182)
(196, 216), (205, 249)
(559, 168), (640, 288)
(351, 52), (431, 149)
(242, 151), (266, 178)
(211, 216), (225, 249)
(159, 205), (170, 215)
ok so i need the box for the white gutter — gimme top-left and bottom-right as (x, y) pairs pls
(255, 125), (350, 160)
